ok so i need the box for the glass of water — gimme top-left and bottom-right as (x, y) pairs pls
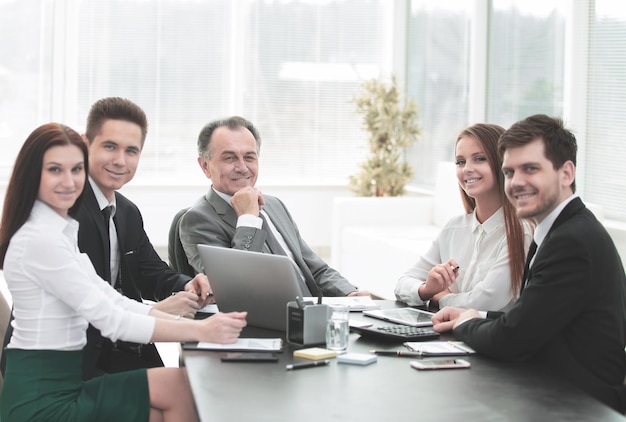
(326, 304), (349, 353)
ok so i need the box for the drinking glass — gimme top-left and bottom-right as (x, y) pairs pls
(326, 304), (349, 353)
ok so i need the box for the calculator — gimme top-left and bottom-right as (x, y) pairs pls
(350, 324), (440, 342)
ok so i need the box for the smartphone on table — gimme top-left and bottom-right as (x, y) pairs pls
(410, 359), (471, 370)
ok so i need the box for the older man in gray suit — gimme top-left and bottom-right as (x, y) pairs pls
(179, 116), (368, 298)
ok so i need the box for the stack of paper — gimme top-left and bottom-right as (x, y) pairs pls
(185, 338), (282, 352)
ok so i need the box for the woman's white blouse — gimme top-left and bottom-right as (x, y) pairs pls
(394, 208), (532, 311)
(5, 200), (155, 351)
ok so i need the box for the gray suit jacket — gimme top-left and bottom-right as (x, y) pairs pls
(179, 188), (357, 297)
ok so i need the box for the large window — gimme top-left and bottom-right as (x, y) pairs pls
(406, 0), (566, 188)
(75, 0), (393, 185)
(1, 0), (626, 223)
(406, 1), (472, 187)
(0, 0), (393, 186)
(76, 0), (233, 184)
(0, 0), (53, 181)
(405, 0), (626, 223)
(584, 1), (626, 220)
(487, 0), (566, 125)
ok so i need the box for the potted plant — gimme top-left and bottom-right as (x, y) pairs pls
(349, 76), (420, 197)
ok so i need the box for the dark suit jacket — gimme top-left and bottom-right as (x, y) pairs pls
(179, 188), (357, 297)
(77, 182), (191, 377)
(454, 198), (626, 412)
(77, 183), (190, 300)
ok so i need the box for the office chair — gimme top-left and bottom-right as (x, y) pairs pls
(168, 207), (196, 277)
(0, 289), (11, 393)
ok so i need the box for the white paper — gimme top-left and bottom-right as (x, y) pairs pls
(196, 338), (282, 351)
(302, 296), (380, 311)
(198, 304), (219, 314)
(403, 341), (476, 354)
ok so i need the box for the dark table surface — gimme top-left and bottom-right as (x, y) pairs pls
(184, 301), (626, 422)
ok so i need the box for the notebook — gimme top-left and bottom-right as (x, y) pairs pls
(198, 244), (305, 331)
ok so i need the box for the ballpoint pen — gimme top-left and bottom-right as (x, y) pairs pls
(447, 341), (474, 354)
(286, 360), (331, 371)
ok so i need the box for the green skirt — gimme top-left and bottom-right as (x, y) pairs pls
(1, 348), (150, 422)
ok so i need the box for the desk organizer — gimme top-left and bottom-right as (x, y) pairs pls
(286, 301), (329, 346)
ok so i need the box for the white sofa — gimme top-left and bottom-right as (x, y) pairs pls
(331, 162), (464, 299)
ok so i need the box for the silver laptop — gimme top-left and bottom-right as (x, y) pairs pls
(197, 244), (305, 331)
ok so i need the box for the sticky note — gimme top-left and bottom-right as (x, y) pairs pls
(293, 347), (337, 360)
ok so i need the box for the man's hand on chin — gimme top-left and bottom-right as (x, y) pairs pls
(231, 187), (264, 216)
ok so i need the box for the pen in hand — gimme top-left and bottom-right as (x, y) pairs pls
(286, 360), (331, 371)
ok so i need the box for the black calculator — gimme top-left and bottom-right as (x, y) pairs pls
(351, 324), (440, 342)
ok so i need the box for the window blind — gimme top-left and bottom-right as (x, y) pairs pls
(487, 1), (566, 127)
(74, 0), (394, 185)
(584, 1), (626, 220)
(0, 0), (53, 180)
(406, 1), (472, 187)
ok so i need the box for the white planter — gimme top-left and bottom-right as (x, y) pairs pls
(330, 162), (463, 299)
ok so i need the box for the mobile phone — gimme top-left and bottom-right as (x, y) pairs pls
(221, 352), (279, 362)
(410, 359), (471, 370)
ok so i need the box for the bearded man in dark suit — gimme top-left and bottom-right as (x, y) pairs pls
(432, 114), (626, 413)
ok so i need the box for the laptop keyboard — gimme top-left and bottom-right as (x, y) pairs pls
(352, 324), (440, 342)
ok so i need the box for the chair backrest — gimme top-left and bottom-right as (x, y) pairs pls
(0, 290), (11, 392)
(168, 207), (195, 277)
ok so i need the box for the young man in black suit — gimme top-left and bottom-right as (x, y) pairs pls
(78, 97), (213, 378)
(432, 114), (626, 412)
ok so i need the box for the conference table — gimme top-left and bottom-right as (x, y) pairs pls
(183, 301), (626, 422)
